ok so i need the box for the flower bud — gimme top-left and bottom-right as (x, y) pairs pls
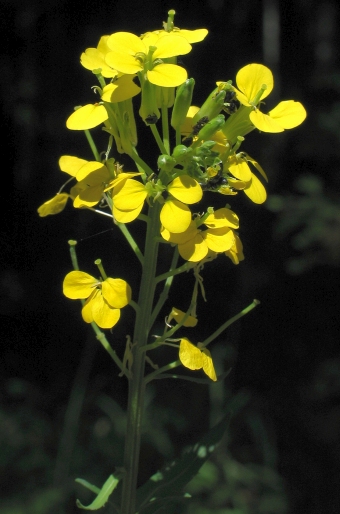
(139, 79), (160, 124)
(194, 114), (225, 142)
(172, 144), (194, 165)
(157, 154), (176, 172)
(171, 78), (195, 130)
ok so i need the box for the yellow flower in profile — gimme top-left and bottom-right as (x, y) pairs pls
(80, 36), (119, 78)
(63, 271), (131, 329)
(37, 193), (69, 217)
(226, 153), (268, 204)
(179, 338), (217, 381)
(59, 156), (111, 208)
(224, 233), (244, 264)
(105, 31), (192, 87)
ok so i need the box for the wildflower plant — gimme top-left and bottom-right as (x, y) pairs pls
(38, 9), (306, 513)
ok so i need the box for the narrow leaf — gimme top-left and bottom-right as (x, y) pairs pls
(76, 474), (119, 510)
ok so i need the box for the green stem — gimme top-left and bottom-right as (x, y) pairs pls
(161, 105), (170, 154)
(201, 299), (260, 348)
(149, 124), (168, 155)
(120, 202), (161, 514)
(144, 359), (181, 384)
(149, 247), (179, 327)
(84, 130), (101, 161)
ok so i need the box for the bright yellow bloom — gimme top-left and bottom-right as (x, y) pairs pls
(105, 32), (191, 87)
(179, 338), (217, 381)
(63, 270), (131, 329)
(37, 193), (69, 217)
(228, 63), (306, 132)
(80, 36), (119, 78)
(110, 175), (202, 231)
(161, 207), (239, 262)
(101, 75), (141, 103)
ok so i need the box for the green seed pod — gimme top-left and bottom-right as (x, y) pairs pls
(139, 79), (160, 125)
(195, 114), (225, 142)
(192, 89), (226, 125)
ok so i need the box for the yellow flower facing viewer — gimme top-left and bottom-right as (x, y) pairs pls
(225, 63), (306, 133)
(63, 271), (131, 329)
(105, 31), (192, 87)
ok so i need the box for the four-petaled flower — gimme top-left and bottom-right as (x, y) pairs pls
(63, 271), (131, 329)
(229, 63), (307, 132)
(105, 31), (192, 87)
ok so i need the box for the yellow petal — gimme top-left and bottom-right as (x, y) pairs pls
(152, 34), (192, 59)
(169, 307), (198, 327)
(66, 104), (108, 130)
(37, 194), (69, 217)
(91, 295), (121, 329)
(179, 233), (208, 262)
(76, 161), (107, 182)
(113, 204), (144, 223)
(236, 63), (273, 105)
(228, 159), (252, 181)
(268, 100), (307, 129)
(147, 64), (187, 87)
(107, 31), (146, 55)
(59, 155), (88, 176)
(73, 184), (104, 208)
(102, 278), (131, 308)
(243, 174), (267, 204)
(167, 176), (203, 204)
(63, 271), (97, 299)
(249, 110), (284, 133)
(203, 227), (235, 253)
(160, 199), (192, 233)
(113, 179), (147, 210)
(204, 207), (239, 229)
(176, 29), (208, 43)
(101, 76), (141, 103)
(179, 338), (203, 370)
(201, 348), (217, 381)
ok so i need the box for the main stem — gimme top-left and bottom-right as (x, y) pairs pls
(120, 202), (161, 514)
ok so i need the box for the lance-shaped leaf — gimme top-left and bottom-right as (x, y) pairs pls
(136, 413), (231, 513)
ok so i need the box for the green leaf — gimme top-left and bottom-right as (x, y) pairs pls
(76, 474), (120, 510)
(136, 413), (231, 513)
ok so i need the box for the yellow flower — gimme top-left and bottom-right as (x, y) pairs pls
(105, 31), (191, 87)
(167, 307), (198, 327)
(179, 338), (217, 381)
(59, 156), (111, 208)
(161, 207), (240, 262)
(63, 271), (131, 329)
(224, 233), (244, 264)
(226, 153), (268, 204)
(80, 36), (119, 78)
(229, 63), (306, 132)
(110, 175), (202, 232)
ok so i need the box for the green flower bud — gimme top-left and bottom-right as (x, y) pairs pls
(192, 89), (226, 125)
(172, 144), (193, 165)
(139, 79), (160, 125)
(171, 78), (195, 130)
(157, 154), (176, 172)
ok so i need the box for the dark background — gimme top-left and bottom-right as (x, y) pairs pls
(2, 0), (340, 512)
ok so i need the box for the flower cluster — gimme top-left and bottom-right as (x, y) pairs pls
(38, 10), (306, 379)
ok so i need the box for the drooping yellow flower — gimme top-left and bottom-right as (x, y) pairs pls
(167, 307), (198, 327)
(179, 338), (217, 381)
(226, 153), (268, 204)
(161, 207), (240, 262)
(105, 31), (191, 87)
(224, 233), (244, 264)
(63, 270), (131, 329)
